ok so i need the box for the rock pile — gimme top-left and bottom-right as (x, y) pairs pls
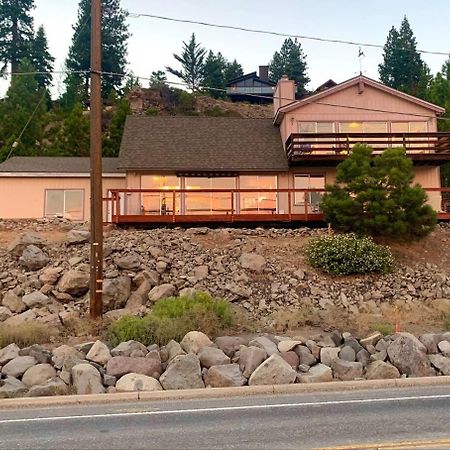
(1, 225), (450, 327)
(1, 330), (450, 398)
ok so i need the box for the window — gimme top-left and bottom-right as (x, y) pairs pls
(294, 174), (325, 211)
(391, 122), (428, 150)
(239, 176), (277, 214)
(141, 176), (180, 215)
(298, 122), (334, 133)
(45, 190), (83, 220)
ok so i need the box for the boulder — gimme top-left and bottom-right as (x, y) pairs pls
(133, 270), (160, 288)
(52, 345), (85, 370)
(22, 291), (50, 308)
(215, 336), (250, 357)
(280, 351), (299, 369)
(159, 354), (205, 390)
(106, 356), (162, 379)
(2, 356), (37, 378)
(320, 347), (340, 366)
(125, 280), (152, 311)
(365, 360), (400, 380)
(19, 345), (52, 364)
(27, 378), (68, 397)
(7, 232), (46, 257)
(0, 306), (12, 321)
(339, 346), (356, 362)
(3, 309), (36, 327)
(278, 340), (302, 353)
(71, 364), (105, 395)
(19, 245), (49, 271)
(39, 267), (63, 285)
(22, 364), (57, 387)
(238, 346), (267, 378)
(294, 346), (317, 367)
(194, 265), (209, 281)
(67, 230), (90, 244)
(331, 359), (363, 381)
(116, 373), (163, 392)
(0, 377), (28, 399)
(429, 354), (450, 375)
(298, 364), (333, 383)
(102, 276), (131, 311)
(180, 331), (215, 354)
(111, 340), (148, 357)
(204, 364), (247, 387)
(419, 334), (440, 354)
(115, 255), (140, 270)
(0, 343), (20, 365)
(164, 340), (186, 362)
(57, 270), (90, 296)
(248, 336), (279, 357)
(147, 284), (176, 302)
(198, 346), (230, 368)
(1, 291), (26, 313)
(356, 349), (371, 367)
(239, 253), (266, 272)
(387, 333), (434, 377)
(86, 340), (112, 365)
(438, 340), (450, 358)
(248, 354), (296, 386)
(360, 332), (383, 349)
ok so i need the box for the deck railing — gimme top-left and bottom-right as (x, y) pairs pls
(104, 187), (450, 224)
(285, 132), (450, 160)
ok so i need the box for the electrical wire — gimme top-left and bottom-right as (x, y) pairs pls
(128, 12), (450, 57)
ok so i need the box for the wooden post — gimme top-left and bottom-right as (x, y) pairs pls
(230, 191), (234, 222)
(304, 191), (309, 221)
(89, 0), (103, 320)
(172, 191), (176, 223)
(288, 190), (292, 221)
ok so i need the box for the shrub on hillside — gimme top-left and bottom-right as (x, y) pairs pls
(305, 233), (394, 275)
(107, 291), (234, 347)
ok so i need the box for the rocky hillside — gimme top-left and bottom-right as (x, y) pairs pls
(1, 220), (450, 336)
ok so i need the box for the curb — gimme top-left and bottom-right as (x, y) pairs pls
(1, 375), (450, 410)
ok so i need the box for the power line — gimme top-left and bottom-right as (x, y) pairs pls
(128, 12), (450, 57)
(2, 70), (89, 77)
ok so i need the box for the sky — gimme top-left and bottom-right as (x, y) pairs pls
(2, 0), (450, 97)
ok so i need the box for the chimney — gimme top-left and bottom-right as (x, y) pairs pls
(273, 75), (296, 117)
(259, 65), (269, 82)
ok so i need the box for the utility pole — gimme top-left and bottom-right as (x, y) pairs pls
(89, 0), (103, 319)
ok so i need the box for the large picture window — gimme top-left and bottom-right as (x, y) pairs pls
(45, 190), (84, 220)
(294, 174), (325, 212)
(141, 176), (181, 215)
(239, 175), (278, 214)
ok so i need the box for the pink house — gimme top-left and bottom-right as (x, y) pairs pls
(1, 75), (449, 223)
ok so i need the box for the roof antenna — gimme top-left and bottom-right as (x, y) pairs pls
(358, 47), (365, 76)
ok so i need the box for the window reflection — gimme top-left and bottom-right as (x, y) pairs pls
(239, 176), (277, 214)
(141, 176), (180, 215)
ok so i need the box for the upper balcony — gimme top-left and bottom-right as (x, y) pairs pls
(285, 132), (450, 165)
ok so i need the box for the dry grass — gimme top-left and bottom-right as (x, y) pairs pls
(0, 323), (59, 348)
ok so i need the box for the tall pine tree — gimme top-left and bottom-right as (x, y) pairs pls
(203, 51), (227, 98)
(269, 38), (309, 94)
(65, 0), (129, 103)
(0, 0), (35, 74)
(379, 16), (431, 99)
(224, 59), (243, 82)
(30, 25), (54, 91)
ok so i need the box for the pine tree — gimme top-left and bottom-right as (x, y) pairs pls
(224, 59), (243, 82)
(320, 145), (436, 238)
(379, 16), (431, 98)
(0, 58), (46, 160)
(167, 33), (207, 92)
(103, 97), (130, 156)
(149, 70), (167, 89)
(0, 0), (34, 74)
(269, 38), (310, 94)
(29, 25), (54, 91)
(65, 0), (129, 103)
(57, 103), (89, 156)
(203, 51), (227, 98)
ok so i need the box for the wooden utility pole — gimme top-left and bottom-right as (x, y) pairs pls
(89, 0), (103, 319)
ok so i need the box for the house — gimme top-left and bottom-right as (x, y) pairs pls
(226, 65), (276, 103)
(1, 74), (449, 223)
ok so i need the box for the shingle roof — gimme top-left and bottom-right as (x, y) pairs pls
(118, 116), (288, 172)
(0, 157), (123, 173)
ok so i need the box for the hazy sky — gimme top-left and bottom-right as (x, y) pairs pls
(2, 0), (450, 97)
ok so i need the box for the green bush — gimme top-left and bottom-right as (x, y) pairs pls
(107, 292), (234, 347)
(370, 322), (394, 336)
(305, 233), (394, 275)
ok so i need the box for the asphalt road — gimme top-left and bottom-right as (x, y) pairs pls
(0, 385), (450, 449)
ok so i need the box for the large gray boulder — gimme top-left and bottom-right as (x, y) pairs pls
(106, 356), (162, 379)
(215, 336), (250, 357)
(57, 270), (90, 296)
(19, 245), (49, 271)
(27, 378), (68, 397)
(181, 331), (215, 354)
(238, 346), (267, 378)
(387, 333), (434, 377)
(297, 363), (333, 383)
(116, 373), (163, 392)
(419, 333), (440, 354)
(198, 346), (230, 368)
(239, 253), (266, 272)
(164, 340), (186, 362)
(332, 359), (363, 381)
(111, 340), (148, 357)
(438, 341), (450, 358)
(0, 377), (28, 399)
(22, 291), (50, 309)
(22, 364), (57, 387)
(8, 233), (46, 257)
(52, 345), (85, 370)
(67, 230), (90, 244)
(204, 364), (247, 388)
(248, 354), (296, 386)
(320, 347), (340, 366)
(2, 356), (37, 378)
(102, 276), (131, 310)
(365, 360), (400, 380)
(3, 309), (36, 327)
(71, 364), (105, 395)
(86, 340), (112, 365)
(125, 280), (152, 311)
(429, 354), (450, 375)
(148, 284), (176, 302)
(1, 291), (26, 313)
(294, 346), (317, 367)
(0, 343), (20, 365)
(39, 267), (63, 285)
(115, 255), (141, 270)
(159, 354), (205, 390)
(248, 336), (279, 357)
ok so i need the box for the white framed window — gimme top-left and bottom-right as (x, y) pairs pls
(294, 174), (325, 211)
(239, 175), (278, 214)
(298, 122), (335, 133)
(45, 189), (84, 221)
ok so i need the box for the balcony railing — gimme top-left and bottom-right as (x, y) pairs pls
(104, 187), (450, 224)
(286, 132), (450, 161)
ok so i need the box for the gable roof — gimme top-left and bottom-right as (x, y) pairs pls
(0, 157), (123, 174)
(274, 75), (445, 124)
(118, 116), (288, 172)
(226, 72), (276, 87)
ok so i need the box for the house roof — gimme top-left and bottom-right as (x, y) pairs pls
(273, 75), (446, 125)
(226, 72), (276, 87)
(118, 116), (288, 172)
(0, 157), (123, 174)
